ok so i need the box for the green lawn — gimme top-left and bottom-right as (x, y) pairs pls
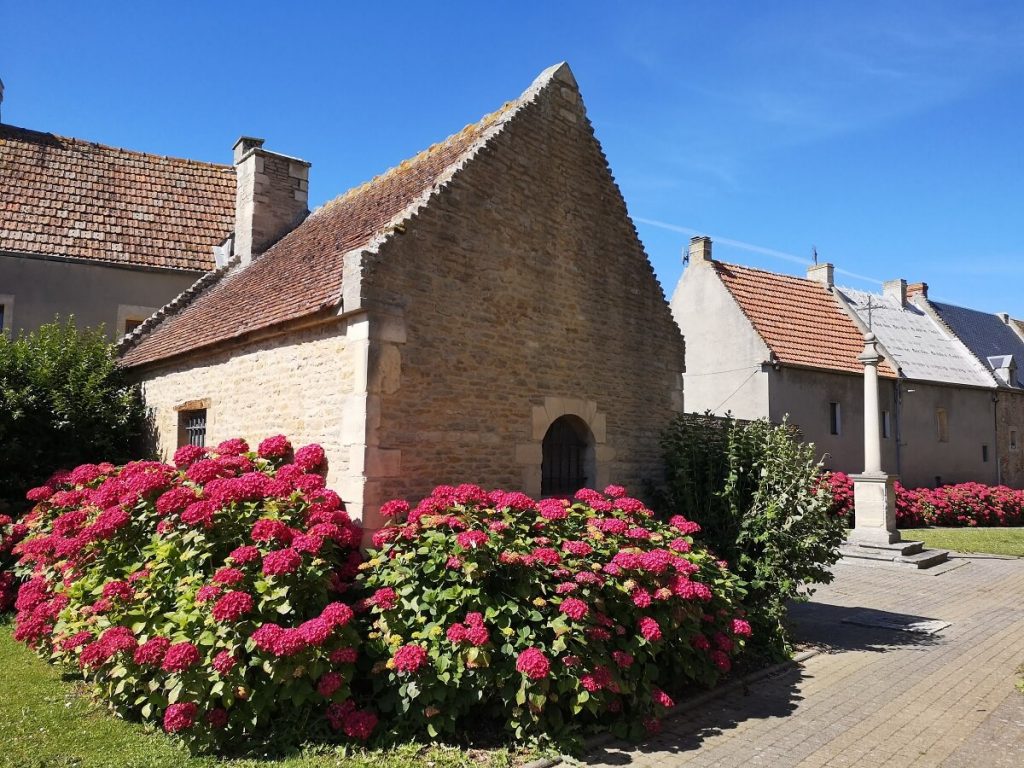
(901, 527), (1024, 557)
(0, 621), (537, 768)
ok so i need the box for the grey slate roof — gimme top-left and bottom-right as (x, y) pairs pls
(929, 301), (1024, 389)
(838, 287), (995, 387)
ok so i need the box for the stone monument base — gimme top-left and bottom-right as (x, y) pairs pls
(848, 471), (900, 545)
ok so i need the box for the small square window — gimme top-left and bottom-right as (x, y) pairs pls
(982, 444), (989, 462)
(124, 318), (144, 335)
(881, 410), (891, 439)
(178, 409), (207, 448)
(1011, 429), (1019, 452)
(829, 402), (841, 436)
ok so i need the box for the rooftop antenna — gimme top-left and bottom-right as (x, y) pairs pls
(812, 245), (818, 265)
(865, 295), (877, 331)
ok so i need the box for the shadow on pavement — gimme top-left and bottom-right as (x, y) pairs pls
(788, 601), (945, 653)
(581, 664), (805, 765)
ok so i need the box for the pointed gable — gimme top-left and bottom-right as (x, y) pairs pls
(120, 66), (567, 369)
(714, 262), (897, 377)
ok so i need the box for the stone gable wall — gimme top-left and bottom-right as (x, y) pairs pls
(356, 70), (685, 521)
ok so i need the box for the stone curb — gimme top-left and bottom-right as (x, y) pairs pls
(520, 648), (821, 768)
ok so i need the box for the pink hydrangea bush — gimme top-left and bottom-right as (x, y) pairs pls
(823, 472), (1022, 528)
(359, 484), (749, 743)
(12, 437), (374, 752)
(0, 512), (29, 612)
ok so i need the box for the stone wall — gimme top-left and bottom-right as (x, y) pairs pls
(997, 390), (1024, 488)
(136, 318), (365, 509)
(355, 66), (686, 527)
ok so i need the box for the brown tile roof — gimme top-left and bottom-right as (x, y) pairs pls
(0, 124), (234, 271)
(120, 64), (570, 369)
(715, 261), (897, 378)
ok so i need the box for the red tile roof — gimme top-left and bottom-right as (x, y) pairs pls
(119, 65), (567, 369)
(0, 124), (234, 271)
(715, 262), (897, 378)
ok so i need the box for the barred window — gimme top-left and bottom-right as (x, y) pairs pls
(179, 409), (207, 448)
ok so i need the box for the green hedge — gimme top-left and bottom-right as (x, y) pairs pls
(0, 319), (146, 503)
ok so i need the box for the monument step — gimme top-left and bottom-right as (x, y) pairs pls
(845, 539), (924, 557)
(840, 543), (950, 569)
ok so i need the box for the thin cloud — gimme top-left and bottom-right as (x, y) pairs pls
(634, 217), (882, 284)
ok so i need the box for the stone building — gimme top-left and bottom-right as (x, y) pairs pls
(918, 293), (1024, 487)
(118, 63), (687, 535)
(671, 237), (1018, 488)
(0, 87), (248, 338)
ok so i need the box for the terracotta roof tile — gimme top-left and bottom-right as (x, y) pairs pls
(0, 124), (234, 271)
(715, 262), (897, 378)
(120, 66), (568, 369)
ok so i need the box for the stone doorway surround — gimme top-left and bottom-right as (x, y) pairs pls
(516, 395), (614, 496)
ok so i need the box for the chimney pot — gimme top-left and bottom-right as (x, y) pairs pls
(883, 278), (908, 307)
(906, 282), (928, 300)
(806, 262), (835, 287)
(688, 236), (713, 265)
(998, 312), (1011, 324)
(232, 136), (266, 164)
(0, 78), (5, 123)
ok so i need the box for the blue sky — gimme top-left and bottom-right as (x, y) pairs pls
(3, 1), (1023, 314)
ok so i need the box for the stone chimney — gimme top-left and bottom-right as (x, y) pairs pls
(688, 236), (713, 265)
(806, 262), (834, 287)
(883, 278), (908, 307)
(907, 282), (928, 300)
(998, 312), (1011, 325)
(232, 136), (310, 265)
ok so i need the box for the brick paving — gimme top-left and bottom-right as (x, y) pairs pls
(581, 555), (1024, 768)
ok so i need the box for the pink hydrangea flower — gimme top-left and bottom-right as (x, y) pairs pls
(162, 642), (201, 672)
(515, 648), (551, 680)
(393, 643), (428, 674)
(163, 702), (197, 733)
(212, 591), (254, 622)
(559, 597), (588, 621)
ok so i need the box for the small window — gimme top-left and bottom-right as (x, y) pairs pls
(936, 408), (949, 443)
(0, 293), (13, 336)
(1011, 429), (1019, 452)
(982, 444), (989, 462)
(881, 410), (891, 439)
(124, 318), (144, 335)
(829, 402), (841, 436)
(178, 409), (207, 448)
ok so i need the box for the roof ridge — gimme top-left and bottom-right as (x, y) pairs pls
(0, 122), (233, 171)
(714, 259), (817, 283)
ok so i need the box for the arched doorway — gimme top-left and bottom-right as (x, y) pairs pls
(541, 415), (595, 496)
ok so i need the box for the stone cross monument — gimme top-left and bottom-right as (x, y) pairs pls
(848, 332), (901, 545)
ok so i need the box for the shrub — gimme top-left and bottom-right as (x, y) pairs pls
(0, 512), (28, 611)
(11, 437), (372, 752)
(0, 319), (147, 503)
(358, 484), (749, 744)
(827, 472), (1024, 528)
(658, 415), (845, 660)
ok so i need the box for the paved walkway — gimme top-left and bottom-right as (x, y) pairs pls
(582, 555), (1024, 768)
